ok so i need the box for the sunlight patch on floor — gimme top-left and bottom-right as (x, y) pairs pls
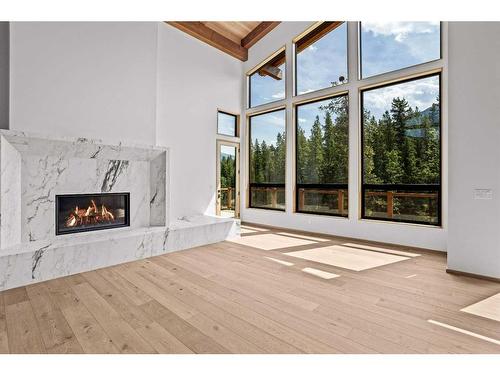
(343, 243), (421, 257)
(240, 225), (270, 234)
(227, 233), (317, 250)
(302, 267), (340, 279)
(461, 292), (500, 322)
(427, 319), (500, 346)
(284, 245), (409, 271)
(264, 256), (294, 266)
(277, 232), (330, 242)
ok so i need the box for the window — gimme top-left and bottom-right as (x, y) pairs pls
(217, 111), (238, 137)
(248, 48), (286, 108)
(360, 22), (440, 78)
(295, 94), (348, 216)
(249, 108), (286, 210)
(295, 22), (348, 95)
(361, 74), (441, 225)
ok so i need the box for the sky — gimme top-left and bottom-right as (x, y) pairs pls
(297, 97), (342, 136)
(361, 22), (440, 78)
(296, 22), (348, 95)
(363, 75), (440, 120)
(217, 112), (237, 136)
(250, 22), (441, 142)
(250, 109), (286, 146)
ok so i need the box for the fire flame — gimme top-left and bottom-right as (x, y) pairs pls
(65, 199), (116, 227)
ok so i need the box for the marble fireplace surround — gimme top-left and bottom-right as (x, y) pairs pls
(0, 130), (238, 291)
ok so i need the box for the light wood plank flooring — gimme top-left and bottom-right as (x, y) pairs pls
(1, 225), (499, 354)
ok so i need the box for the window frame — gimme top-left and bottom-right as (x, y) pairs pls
(358, 22), (443, 80)
(217, 109), (239, 138)
(243, 21), (446, 229)
(359, 71), (442, 226)
(247, 46), (287, 109)
(294, 92), (349, 217)
(247, 106), (287, 211)
(293, 21), (349, 97)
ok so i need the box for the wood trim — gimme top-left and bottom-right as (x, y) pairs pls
(167, 22), (248, 61)
(295, 21), (343, 53)
(446, 269), (500, 283)
(246, 46), (286, 76)
(241, 22), (280, 49)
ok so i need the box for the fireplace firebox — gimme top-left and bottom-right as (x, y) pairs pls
(55, 192), (130, 235)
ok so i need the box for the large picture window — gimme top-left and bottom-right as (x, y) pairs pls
(295, 94), (348, 216)
(295, 22), (348, 95)
(360, 22), (441, 78)
(249, 109), (286, 210)
(248, 48), (286, 108)
(361, 74), (441, 225)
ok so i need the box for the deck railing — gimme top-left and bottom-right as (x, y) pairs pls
(219, 187), (235, 210)
(249, 183), (285, 210)
(248, 183), (439, 223)
(296, 183), (348, 216)
(363, 183), (440, 224)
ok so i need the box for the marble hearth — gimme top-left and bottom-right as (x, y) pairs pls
(0, 130), (238, 291)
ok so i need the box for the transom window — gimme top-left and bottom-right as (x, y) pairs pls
(295, 94), (349, 216)
(295, 22), (348, 95)
(217, 111), (238, 137)
(248, 108), (286, 210)
(248, 48), (286, 108)
(360, 22), (441, 78)
(361, 73), (441, 225)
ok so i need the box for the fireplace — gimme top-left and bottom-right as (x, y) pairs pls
(55, 192), (130, 235)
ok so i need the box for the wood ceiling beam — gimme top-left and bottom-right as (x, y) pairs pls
(241, 21), (281, 49)
(167, 21), (248, 61)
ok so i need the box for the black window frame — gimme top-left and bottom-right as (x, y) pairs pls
(294, 21), (349, 97)
(294, 93), (349, 217)
(248, 107), (287, 211)
(359, 22), (443, 80)
(217, 110), (239, 137)
(360, 72), (442, 226)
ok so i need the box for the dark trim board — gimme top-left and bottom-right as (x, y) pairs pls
(446, 269), (500, 283)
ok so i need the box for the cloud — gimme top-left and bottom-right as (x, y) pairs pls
(362, 22), (439, 42)
(298, 118), (307, 123)
(271, 91), (285, 99)
(363, 76), (439, 119)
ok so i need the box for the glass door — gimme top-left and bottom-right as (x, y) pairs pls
(216, 141), (240, 218)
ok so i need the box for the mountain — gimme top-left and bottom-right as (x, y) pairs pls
(405, 104), (440, 137)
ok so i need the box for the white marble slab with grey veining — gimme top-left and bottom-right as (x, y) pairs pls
(0, 130), (239, 291)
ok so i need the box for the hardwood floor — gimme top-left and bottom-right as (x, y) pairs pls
(1, 224), (499, 354)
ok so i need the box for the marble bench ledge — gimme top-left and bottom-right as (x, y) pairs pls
(0, 226), (169, 257)
(0, 215), (240, 291)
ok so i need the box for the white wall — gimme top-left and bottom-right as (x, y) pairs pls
(447, 22), (500, 278)
(8, 22), (243, 221)
(9, 22), (158, 145)
(240, 22), (448, 252)
(156, 24), (242, 219)
(0, 22), (8, 129)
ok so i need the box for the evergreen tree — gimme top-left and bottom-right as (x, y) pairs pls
(296, 127), (309, 184)
(321, 111), (336, 183)
(306, 116), (323, 183)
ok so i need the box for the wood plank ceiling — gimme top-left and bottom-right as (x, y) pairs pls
(166, 21), (280, 61)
